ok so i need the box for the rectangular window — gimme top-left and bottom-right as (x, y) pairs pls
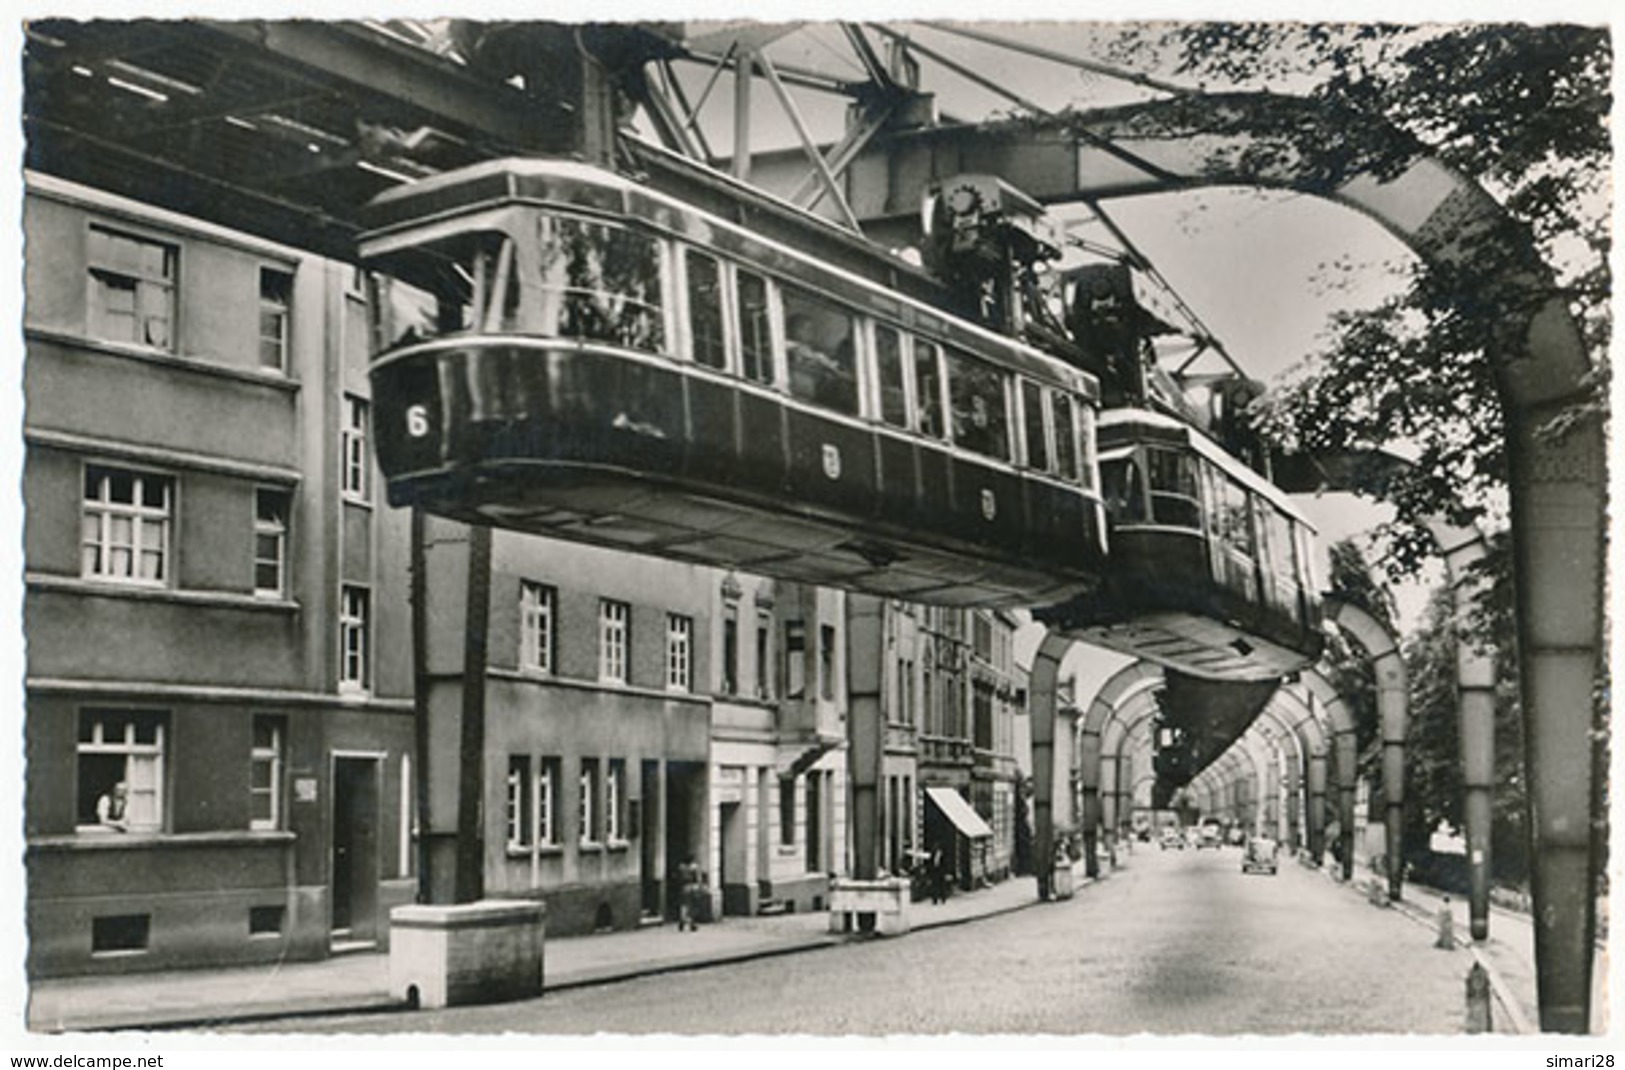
(819, 624), (837, 701)
(1051, 392), (1081, 483)
(342, 395), (370, 502)
(88, 224), (175, 350)
(779, 776), (796, 847)
(248, 905), (285, 937)
(259, 267), (293, 371)
(606, 759), (625, 842)
(538, 758), (559, 846)
(82, 465), (172, 585)
(755, 612), (773, 700)
(737, 270), (773, 385)
(92, 914), (150, 954)
(945, 347), (1011, 460)
(721, 606), (739, 696)
(340, 585), (370, 692)
(599, 599), (629, 685)
(507, 755), (533, 849)
(77, 709), (166, 832)
(1022, 379), (1050, 473)
(874, 325), (909, 428)
(785, 621), (807, 699)
(254, 487), (290, 598)
(579, 760), (599, 844)
(666, 613), (693, 692)
(250, 716), (285, 830)
(685, 250), (727, 370)
(912, 340), (945, 439)
(781, 285), (858, 416)
(520, 582), (556, 674)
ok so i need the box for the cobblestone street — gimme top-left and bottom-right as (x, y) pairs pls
(239, 848), (1474, 1036)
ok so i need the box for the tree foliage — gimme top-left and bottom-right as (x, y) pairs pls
(1114, 23), (1611, 580)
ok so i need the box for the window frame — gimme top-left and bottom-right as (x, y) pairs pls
(253, 486), (291, 599)
(579, 760), (599, 846)
(87, 222), (177, 351)
(666, 612), (693, 692)
(506, 754), (533, 850)
(520, 581), (557, 676)
(339, 584), (371, 693)
(82, 464), (174, 588)
(258, 265), (294, 372)
(598, 599), (630, 686)
(341, 395), (371, 504)
(77, 709), (167, 833)
(250, 716), (285, 831)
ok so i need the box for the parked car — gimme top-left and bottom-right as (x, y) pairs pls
(1197, 824), (1223, 849)
(1242, 836), (1280, 875)
(1159, 829), (1185, 850)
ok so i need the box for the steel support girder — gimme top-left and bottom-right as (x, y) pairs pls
(1281, 451), (1499, 933)
(846, 593), (885, 884)
(1028, 630), (1077, 899)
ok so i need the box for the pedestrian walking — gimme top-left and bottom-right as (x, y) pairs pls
(929, 846), (950, 904)
(678, 855), (704, 931)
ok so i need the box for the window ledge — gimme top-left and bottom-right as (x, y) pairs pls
(27, 573), (301, 613)
(32, 830), (297, 852)
(25, 327), (303, 393)
(505, 845), (563, 859)
(606, 839), (631, 852)
(578, 841), (604, 854)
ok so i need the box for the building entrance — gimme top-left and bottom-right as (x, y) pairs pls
(331, 754), (381, 949)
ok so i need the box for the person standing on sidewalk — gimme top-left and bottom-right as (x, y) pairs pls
(678, 856), (704, 931)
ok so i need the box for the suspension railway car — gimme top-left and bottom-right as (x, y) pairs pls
(360, 157), (1110, 609)
(1036, 408), (1324, 679)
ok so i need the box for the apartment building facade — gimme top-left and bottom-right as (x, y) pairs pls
(23, 173), (417, 977)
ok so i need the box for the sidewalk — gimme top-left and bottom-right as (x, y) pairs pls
(1319, 862), (1607, 1035)
(26, 870), (1053, 1034)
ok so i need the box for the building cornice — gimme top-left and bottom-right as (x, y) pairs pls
(25, 425), (303, 485)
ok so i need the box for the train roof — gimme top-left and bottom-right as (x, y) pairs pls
(361, 154), (1099, 398)
(1098, 408), (1316, 527)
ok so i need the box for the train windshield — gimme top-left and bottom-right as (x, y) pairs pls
(534, 214), (664, 353)
(368, 227), (520, 349)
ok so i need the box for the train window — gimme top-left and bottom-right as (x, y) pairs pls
(781, 286), (859, 416)
(737, 270), (773, 385)
(1146, 448), (1201, 529)
(1051, 392), (1080, 483)
(874, 325), (909, 428)
(1101, 456), (1147, 523)
(1259, 507), (1302, 621)
(944, 348), (1010, 461)
(913, 341), (946, 439)
(686, 250), (727, 370)
(1021, 380), (1050, 473)
(534, 214), (664, 353)
(1077, 403), (1098, 491)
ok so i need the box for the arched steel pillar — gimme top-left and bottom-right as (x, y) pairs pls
(1028, 630), (1077, 900)
(1295, 672), (1362, 883)
(1322, 602), (1411, 902)
(851, 94), (1603, 1031)
(1079, 662), (1165, 875)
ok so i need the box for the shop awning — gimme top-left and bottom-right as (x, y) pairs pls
(925, 787), (993, 839)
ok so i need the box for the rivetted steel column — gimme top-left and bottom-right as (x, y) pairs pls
(1027, 630), (1073, 900)
(1428, 527), (1498, 944)
(1306, 752), (1328, 865)
(1375, 657), (1408, 901)
(846, 593), (884, 885)
(1077, 712), (1103, 878)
